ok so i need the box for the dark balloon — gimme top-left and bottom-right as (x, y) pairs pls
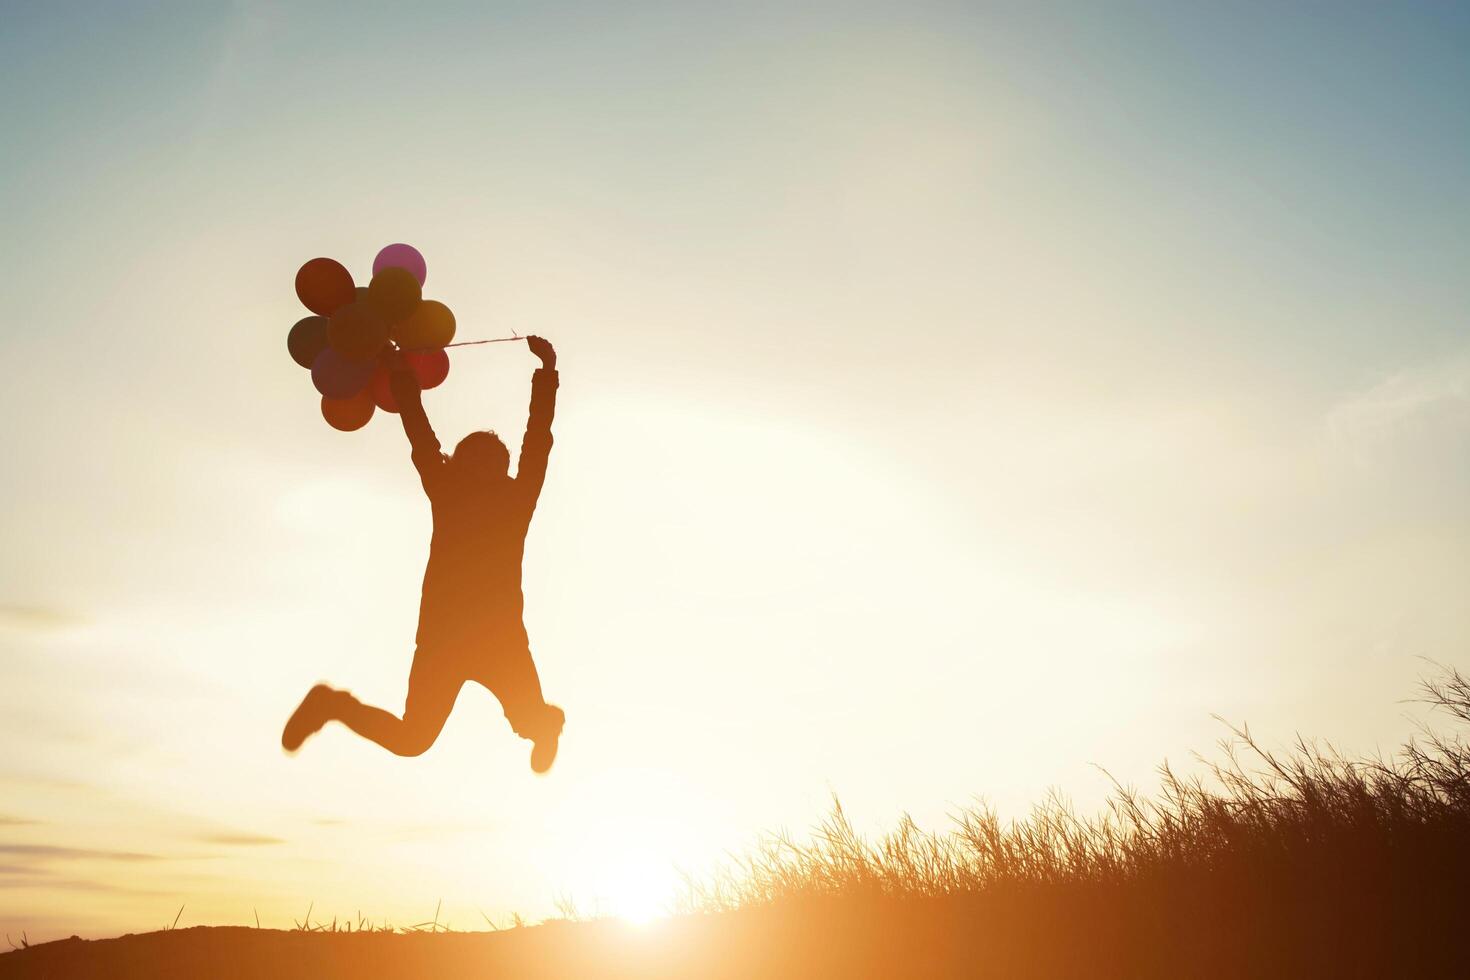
(311, 347), (376, 399)
(328, 300), (390, 363)
(367, 266), (422, 324)
(393, 299), (455, 349)
(295, 257), (355, 316)
(287, 316), (330, 369)
(321, 390), (376, 431)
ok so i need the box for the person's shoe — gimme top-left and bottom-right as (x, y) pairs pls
(529, 704), (565, 775)
(282, 684), (336, 753)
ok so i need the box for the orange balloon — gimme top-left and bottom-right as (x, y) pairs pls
(321, 390), (376, 431)
(328, 301), (390, 363)
(392, 299), (456, 349)
(295, 258), (355, 316)
(367, 267), (422, 323)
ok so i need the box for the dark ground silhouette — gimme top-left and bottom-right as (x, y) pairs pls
(282, 336), (566, 773)
(2, 884), (1464, 980)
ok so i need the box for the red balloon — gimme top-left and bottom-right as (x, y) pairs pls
(321, 390), (376, 432)
(370, 365), (400, 414)
(295, 258), (355, 316)
(407, 349), (449, 389)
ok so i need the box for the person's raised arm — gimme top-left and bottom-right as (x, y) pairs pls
(384, 348), (446, 494)
(516, 336), (558, 504)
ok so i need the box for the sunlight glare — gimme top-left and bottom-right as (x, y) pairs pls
(602, 858), (677, 927)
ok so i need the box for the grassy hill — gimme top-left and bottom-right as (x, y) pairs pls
(5, 667), (1469, 979)
(2, 883), (1464, 980)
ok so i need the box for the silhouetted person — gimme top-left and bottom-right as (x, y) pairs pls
(282, 336), (566, 773)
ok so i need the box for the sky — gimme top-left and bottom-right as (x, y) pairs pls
(2, 0), (1469, 940)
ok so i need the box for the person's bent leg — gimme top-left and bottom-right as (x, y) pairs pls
(282, 684), (337, 752)
(331, 648), (464, 757)
(474, 639), (564, 773)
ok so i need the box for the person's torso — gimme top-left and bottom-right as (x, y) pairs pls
(418, 480), (533, 633)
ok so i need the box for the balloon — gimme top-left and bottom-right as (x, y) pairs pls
(370, 365), (400, 414)
(407, 349), (449, 389)
(392, 300), (455, 349)
(311, 347), (376, 399)
(287, 316), (329, 369)
(373, 243), (427, 286)
(367, 267), (421, 324)
(328, 300), (389, 363)
(321, 390), (376, 432)
(295, 258), (355, 316)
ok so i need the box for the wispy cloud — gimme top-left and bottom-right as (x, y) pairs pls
(0, 844), (161, 863)
(310, 816), (494, 839)
(0, 874), (155, 894)
(0, 817), (39, 827)
(0, 864), (48, 876)
(0, 604), (84, 635)
(1328, 354), (1470, 451)
(195, 833), (285, 846)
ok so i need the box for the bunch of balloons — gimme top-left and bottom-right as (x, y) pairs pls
(287, 243), (456, 431)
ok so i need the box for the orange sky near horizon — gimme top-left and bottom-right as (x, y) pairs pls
(3, 1), (1469, 941)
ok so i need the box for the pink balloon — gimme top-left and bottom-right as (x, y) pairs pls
(372, 243), (427, 286)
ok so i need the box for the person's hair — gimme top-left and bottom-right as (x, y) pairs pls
(453, 430), (510, 472)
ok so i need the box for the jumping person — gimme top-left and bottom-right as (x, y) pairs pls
(282, 336), (566, 773)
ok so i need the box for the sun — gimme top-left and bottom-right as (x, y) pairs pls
(601, 859), (677, 926)
(550, 769), (700, 928)
(612, 891), (666, 927)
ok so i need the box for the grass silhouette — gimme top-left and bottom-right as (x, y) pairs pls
(683, 665), (1470, 914)
(4, 667), (1468, 978)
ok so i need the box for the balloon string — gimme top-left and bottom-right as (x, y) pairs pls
(445, 334), (523, 348)
(401, 334), (524, 353)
